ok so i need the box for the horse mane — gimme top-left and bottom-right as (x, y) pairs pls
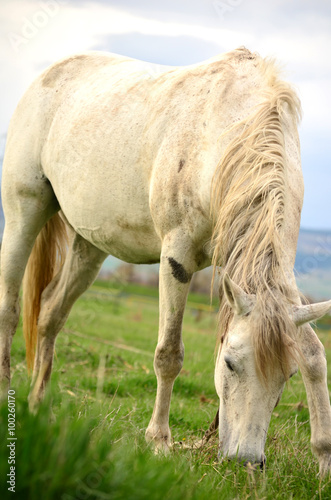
(210, 51), (302, 382)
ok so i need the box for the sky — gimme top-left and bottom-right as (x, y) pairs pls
(0, 0), (330, 229)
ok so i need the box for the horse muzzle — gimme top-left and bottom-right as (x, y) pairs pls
(218, 449), (266, 470)
(243, 454), (266, 470)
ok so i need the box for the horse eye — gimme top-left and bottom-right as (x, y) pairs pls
(225, 357), (234, 372)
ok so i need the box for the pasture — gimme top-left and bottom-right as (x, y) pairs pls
(1, 279), (331, 499)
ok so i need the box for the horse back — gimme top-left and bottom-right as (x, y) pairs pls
(3, 48), (302, 267)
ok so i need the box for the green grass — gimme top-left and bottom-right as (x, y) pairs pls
(1, 280), (331, 499)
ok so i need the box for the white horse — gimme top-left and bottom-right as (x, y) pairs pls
(1, 47), (331, 474)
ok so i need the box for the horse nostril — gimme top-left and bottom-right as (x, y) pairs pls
(243, 456), (266, 471)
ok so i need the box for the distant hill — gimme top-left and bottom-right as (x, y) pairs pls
(295, 229), (331, 299)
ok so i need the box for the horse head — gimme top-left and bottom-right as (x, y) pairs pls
(214, 273), (331, 468)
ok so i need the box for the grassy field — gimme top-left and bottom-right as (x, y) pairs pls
(1, 279), (331, 499)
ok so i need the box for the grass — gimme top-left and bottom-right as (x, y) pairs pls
(1, 279), (331, 499)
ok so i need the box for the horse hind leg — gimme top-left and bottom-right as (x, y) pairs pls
(0, 226), (28, 395)
(0, 178), (59, 396)
(28, 233), (107, 413)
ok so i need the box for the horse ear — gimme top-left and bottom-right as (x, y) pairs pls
(223, 273), (255, 316)
(292, 300), (331, 327)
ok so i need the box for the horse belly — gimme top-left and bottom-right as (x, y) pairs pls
(43, 131), (161, 263)
(58, 181), (161, 264)
(53, 153), (161, 262)
(76, 220), (161, 264)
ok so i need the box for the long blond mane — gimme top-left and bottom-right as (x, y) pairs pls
(211, 53), (302, 381)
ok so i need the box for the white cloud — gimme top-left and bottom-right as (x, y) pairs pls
(299, 79), (330, 136)
(1, 1), (254, 59)
(0, 1), (251, 130)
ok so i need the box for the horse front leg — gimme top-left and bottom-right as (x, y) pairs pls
(145, 238), (195, 452)
(298, 324), (331, 476)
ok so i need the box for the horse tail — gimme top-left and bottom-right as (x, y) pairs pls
(23, 213), (68, 372)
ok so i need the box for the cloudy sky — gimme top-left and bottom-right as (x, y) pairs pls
(0, 0), (330, 229)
